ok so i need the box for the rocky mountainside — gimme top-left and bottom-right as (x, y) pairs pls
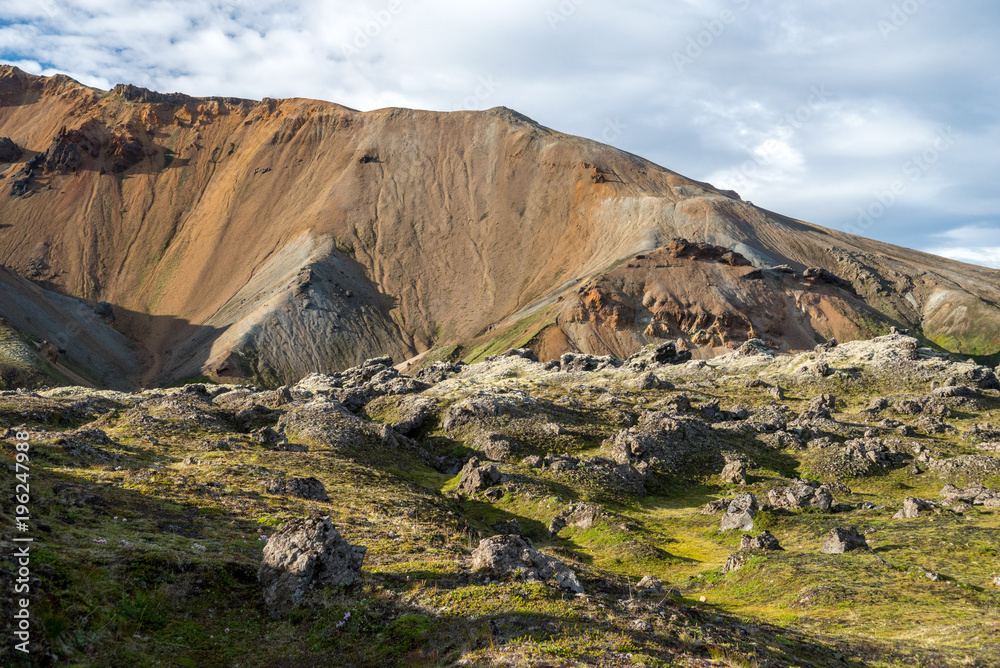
(1, 66), (999, 389)
(2, 334), (999, 665)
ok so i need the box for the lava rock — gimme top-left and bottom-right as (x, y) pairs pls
(258, 516), (366, 618)
(719, 493), (758, 532)
(471, 534), (583, 594)
(740, 531), (783, 551)
(821, 527), (870, 554)
(767, 480), (833, 511)
(457, 457), (503, 496)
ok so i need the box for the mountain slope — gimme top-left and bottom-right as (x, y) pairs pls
(1, 66), (998, 387)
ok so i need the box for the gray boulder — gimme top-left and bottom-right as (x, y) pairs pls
(821, 527), (870, 554)
(740, 531), (783, 551)
(720, 460), (748, 485)
(548, 502), (603, 537)
(767, 480), (833, 511)
(266, 476), (329, 501)
(719, 493), (758, 532)
(258, 516), (366, 617)
(471, 534), (583, 594)
(892, 496), (934, 519)
(457, 457), (503, 496)
(473, 432), (519, 462)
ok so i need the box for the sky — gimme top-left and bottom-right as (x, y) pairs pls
(1, 0), (998, 268)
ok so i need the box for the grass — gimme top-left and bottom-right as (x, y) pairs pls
(3, 338), (1000, 665)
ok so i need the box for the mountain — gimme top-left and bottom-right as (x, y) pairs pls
(1, 66), (998, 388)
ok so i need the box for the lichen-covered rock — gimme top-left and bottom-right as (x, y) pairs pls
(821, 527), (869, 554)
(295, 357), (429, 411)
(624, 341), (692, 372)
(930, 455), (1000, 479)
(258, 516), (366, 617)
(471, 534), (583, 593)
(558, 352), (622, 373)
(473, 432), (520, 462)
(442, 389), (535, 433)
(608, 411), (726, 484)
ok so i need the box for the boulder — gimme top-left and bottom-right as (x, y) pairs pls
(442, 389), (535, 433)
(624, 342), (692, 372)
(457, 457), (503, 496)
(471, 535), (583, 593)
(734, 338), (773, 357)
(635, 575), (663, 596)
(722, 552), (751, 574)
(930, 455), (1000, 478)
(821, 527), (869, 554)
(558, 352), (622, 373)
(548, 502), (603, 537)
(415, 361), (466, 384)
(739, 531), (783, 551)
(720, 460), (748, 485)
(940, 483), (1000, 507)
(473, 432), (519, 462)
(0, 136), (22, 162)
(258, 516), (366, 617)
(633, 371), (673, 391)
(719, 493), (758, 532)
(767, 480), (833, 511)
(266, 477), (329, 501)
(701, 498), (731, 515)
(892, 496), (934, 519)
(492, 519), (523, 536)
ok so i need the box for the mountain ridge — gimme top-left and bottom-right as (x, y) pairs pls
(0, 65), (998, 388)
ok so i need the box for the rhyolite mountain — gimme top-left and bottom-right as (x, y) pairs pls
(1, 65), (998, 389)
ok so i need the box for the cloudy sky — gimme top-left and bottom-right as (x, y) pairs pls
(2, 0), (998, 267)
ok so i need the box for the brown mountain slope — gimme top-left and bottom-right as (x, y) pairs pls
(0, 66), (998, 387)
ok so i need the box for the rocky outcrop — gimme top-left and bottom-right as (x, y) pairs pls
(471, 535), (584, 594)
(940, 483), (1000, 508)
(442, 389), (535, 433)
(0, 136), (21, 162)
(295, 357), (429, 412)
(258, 516), (366, 617)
